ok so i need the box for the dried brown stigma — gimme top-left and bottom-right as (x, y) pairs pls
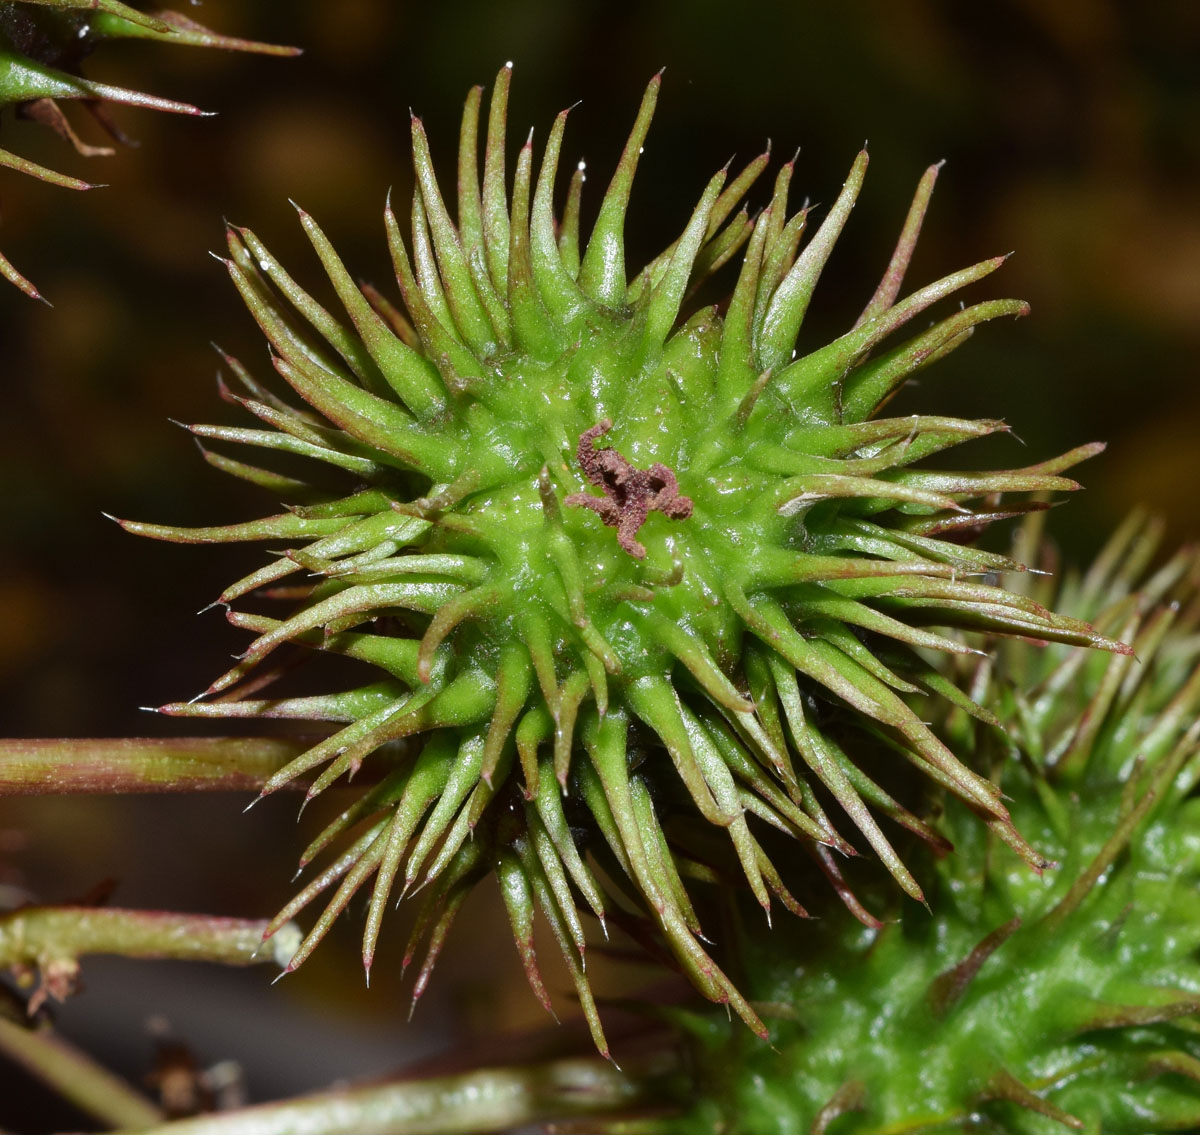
(565, 419), (693, 559)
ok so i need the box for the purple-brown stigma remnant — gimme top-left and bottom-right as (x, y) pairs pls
(565, 419), (693, 559)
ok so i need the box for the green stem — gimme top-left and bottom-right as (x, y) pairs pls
(0, 1015), (164, 1130)
(0, 907), (298, 971)
(108, 1058), (646, 1135)
(0, 737), (311, 795)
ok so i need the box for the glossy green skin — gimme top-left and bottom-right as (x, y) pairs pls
(285, 313), (765, 700)
(431, 309), (789, 682)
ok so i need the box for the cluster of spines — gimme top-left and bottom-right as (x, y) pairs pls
(118, 65), (1131, 1051)
(953, 515), (1200, 1128)
(677, 514), (1200, 1132)
(0, 0), (297, 298)
(952, 517), (1200, 1130)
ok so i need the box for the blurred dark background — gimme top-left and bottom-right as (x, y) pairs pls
(0, 0), (1197, 1125)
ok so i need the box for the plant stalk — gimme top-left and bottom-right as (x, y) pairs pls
(0, 737), (311, 794)
(105, 1057), (649, 1135)
(0, 1015), (165, 1129)
(0, 907), (298, 973)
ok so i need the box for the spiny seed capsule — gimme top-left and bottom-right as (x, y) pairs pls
(119, 65), (1128, 1055)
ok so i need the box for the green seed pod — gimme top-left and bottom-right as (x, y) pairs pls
(122, 67), (1127, 1054)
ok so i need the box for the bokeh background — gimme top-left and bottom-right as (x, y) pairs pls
(1, 0), (1197, 1127)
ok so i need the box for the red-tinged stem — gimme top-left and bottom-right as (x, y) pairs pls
(0, 907), (298, 972)
(106, 1057), (647, 1135)
(0, 737), (314, 795)
(0, 1015), (164, 1129)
